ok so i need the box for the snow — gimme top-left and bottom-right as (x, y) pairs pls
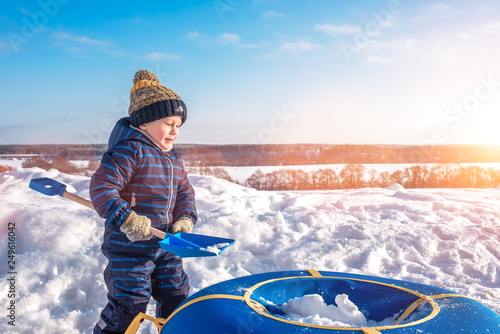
(279, 293), (429, 328)
(280, 294), (367, 327)
(0, 158), (24, 168)
(199, 242), (231, 254)
(1, 166), (499, 333)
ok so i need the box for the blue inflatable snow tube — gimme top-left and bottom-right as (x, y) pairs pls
(161, 270), (500, 333)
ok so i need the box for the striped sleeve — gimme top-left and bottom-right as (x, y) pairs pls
(90, 143), (138, 226)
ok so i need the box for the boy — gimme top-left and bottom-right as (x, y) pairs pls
(90, 69), (197, 333)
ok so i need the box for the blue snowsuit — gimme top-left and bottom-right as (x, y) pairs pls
(90, 117), (197, 333)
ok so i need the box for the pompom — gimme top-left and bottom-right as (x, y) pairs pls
(133, 69), (159, 85)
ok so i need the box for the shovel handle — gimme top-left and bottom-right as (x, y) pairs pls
(149, 227), (166, 239)
(62, 190), (166, 239)
(30, 177), (166, 240)
(62, 191), (94, 209)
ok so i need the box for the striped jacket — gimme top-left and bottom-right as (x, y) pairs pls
(90, 117), (197, 238)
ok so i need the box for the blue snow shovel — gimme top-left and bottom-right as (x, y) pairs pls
(29, 177), (234, 257)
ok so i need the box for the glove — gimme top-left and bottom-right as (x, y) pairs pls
(120, 211), (153, 242)
(171, 217), (193, 234)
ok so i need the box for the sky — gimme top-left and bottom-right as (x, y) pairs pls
(1, 0), (500, 146)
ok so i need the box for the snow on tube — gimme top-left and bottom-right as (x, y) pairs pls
(159, 269), (500, 334)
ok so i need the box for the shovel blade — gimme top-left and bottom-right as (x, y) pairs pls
(159, 232), (235, 258)
(29, 177), (67, 196)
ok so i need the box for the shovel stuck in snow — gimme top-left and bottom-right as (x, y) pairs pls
(29, 177), (234, 257)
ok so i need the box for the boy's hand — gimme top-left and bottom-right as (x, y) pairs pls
(172, 217), (193, 234)
(120, 211), (153, 242)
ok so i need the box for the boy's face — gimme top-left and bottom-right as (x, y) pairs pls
(139, 116), (182, 151)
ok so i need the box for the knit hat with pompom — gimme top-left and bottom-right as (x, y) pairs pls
(128, 69), (187, 127)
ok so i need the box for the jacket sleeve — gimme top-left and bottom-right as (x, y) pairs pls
(173, 160), (197, 225)
(89, 143), (138, 226)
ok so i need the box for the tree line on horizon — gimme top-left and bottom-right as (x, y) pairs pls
(8, 154), (500, 190)
(2, 143), (500, 165)
(188, 164), (500, 190)
(20, 156), (99, 177)
(181, 144), (500, 166)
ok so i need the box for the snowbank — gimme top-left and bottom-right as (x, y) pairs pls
(1, 167), (499, 333)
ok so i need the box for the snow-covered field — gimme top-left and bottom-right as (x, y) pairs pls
(1, 166), (499, 333)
